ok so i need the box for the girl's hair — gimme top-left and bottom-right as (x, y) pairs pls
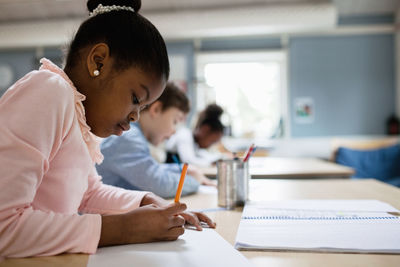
(196, 104), (224, 133)
(151, 82), (190, 113)
(65, 0), (169, 80)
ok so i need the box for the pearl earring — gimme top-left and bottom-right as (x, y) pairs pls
(93, 70), (100, 76)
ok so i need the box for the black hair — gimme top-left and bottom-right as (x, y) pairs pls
(65, 0), (169, 80)
(196, 104), (224, 133)
(154, 82), (190, 113)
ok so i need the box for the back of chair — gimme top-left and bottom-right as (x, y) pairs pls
(334, 141), (400, 187)
(330, 137), (399, 162)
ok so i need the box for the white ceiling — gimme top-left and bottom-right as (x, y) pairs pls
(0, 0), (399, 23)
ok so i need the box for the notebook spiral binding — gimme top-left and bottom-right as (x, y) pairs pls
(242, 216), (400, 220)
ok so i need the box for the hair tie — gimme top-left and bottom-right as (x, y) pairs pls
(89, 4), (135, 17)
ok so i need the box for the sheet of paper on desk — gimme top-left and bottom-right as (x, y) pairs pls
(198, 185), (217, 194)
(88, 228), (253, 267)
(235, 200), (400, 254)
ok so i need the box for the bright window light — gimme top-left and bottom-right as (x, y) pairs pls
(196, 51), (287, 139)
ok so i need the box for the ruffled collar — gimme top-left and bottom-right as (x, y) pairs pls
(39, 58), (104, 164)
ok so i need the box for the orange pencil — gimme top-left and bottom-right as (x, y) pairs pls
(174, 163), (188, 203)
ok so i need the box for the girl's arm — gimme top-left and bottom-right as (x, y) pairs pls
(80, 172), (199, 246)
(0, 71), (102, 257)
(80, 171), (215, 243)
(78, 167), (148, 215)
(98, 202), (187, 246)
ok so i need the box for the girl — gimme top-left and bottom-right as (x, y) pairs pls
(0, 0), (214, 258)
(165, 104), (227, 167)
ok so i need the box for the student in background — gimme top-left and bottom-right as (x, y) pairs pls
(165, 104), (226, 167)
(0, 0), (214, 258)
(97, 83), (216, 198)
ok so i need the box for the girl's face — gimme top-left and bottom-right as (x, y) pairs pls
(84, 67), (165, 138)
(196, 125), (223, 149)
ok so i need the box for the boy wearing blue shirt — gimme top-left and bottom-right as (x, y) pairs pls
(97, 83), (215, 198)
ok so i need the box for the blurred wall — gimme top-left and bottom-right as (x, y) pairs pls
(0, 15), (395, 137)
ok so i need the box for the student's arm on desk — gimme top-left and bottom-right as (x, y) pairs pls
(79, 169), (208, 247)
(81, 178), (211, 247)
(98, 135), (200, 198)
(187, 165), (217, 187)
(98, 201), (187, 246)
(81, 172), (215, 246)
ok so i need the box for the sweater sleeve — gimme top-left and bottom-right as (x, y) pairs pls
(79, 166), (148, 215)
(98, 130), (200, 199)
(0, 71), (101, 257)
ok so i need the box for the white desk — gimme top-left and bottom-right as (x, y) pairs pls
(201, 157), (355, 178)
(1, 179), (399, 267)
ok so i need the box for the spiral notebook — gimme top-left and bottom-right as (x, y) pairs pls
(235, 200), (400, 254)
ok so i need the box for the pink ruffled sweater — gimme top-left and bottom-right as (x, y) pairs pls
(0, 59), (147, 258)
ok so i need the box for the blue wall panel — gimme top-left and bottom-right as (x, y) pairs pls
(289, 34), (395, 136)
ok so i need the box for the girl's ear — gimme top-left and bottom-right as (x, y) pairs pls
(148, 101), (163, 117)
(86, 43), (111, 78)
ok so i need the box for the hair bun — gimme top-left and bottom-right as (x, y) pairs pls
(87, 0), (141, 13)
(203, 104), (223, 119)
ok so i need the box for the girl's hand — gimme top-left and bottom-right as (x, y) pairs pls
(99, 202), (187, 246)
(139, 193), (216, 233)
(179, 210), (216, 231)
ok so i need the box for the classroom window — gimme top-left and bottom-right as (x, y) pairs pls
(196, 50), (288, 138)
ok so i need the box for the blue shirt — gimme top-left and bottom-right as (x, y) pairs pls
(96, 122), (200, 198)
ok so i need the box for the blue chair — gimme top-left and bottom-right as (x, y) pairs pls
(335, 144), (400, 187)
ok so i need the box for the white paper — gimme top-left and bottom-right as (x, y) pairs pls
(88, 228), (253, 267)
(198, 185), (218, 195)
(235, 200), (400, 254)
